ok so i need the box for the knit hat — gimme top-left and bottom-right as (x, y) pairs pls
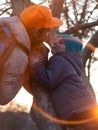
(20, 5), (63, 28)
(61, 34), (83, 53)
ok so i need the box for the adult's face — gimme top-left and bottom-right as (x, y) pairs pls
(27, 28), (50, 46)
(34, 28), (50, 44)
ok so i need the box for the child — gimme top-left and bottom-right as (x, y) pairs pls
(32, 34), (98, 130)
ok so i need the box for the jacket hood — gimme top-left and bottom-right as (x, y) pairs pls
(61, 34), (83, 53)
(58, 52), (83, 76)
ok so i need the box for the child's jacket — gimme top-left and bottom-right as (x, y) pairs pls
(35, 52), (97, 119)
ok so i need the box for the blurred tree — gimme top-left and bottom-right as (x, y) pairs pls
(51, 0), (98, 38)
(0, 0), (98, 130)
(10, 0), (32, 16)
(0, 0), (97, 38)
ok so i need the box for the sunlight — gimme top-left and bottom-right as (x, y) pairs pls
(33, 101), (98, 125)
(13, 87), (33, 111)
(86, 43), (95, 52)
(89, 48), (98, 103)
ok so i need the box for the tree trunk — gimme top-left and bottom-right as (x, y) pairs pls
(82, 30), (98, 67)
(9, 0), (63, 130)
(81, 30), (98, 102)
(30, 88), (63, 130)
(51, 0), (64, 18)
(10, 0), (32, 16)
(28, 43), (63, 130)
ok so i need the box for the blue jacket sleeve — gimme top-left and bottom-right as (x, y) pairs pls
(36, 55), (70, 90)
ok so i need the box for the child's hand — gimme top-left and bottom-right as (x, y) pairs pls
(29, 51), (48, 66)
(29, 43), (49, 68)
(29, 51), (41, 65)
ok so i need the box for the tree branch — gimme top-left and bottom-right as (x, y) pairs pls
(61, 20), (98, 34)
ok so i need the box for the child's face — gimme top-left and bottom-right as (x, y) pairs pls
(51, 39), (66, 55)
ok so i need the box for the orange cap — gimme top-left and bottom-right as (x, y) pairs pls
(20, 5), (63, 28)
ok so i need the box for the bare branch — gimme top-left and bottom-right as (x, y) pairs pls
(62, 20), (98, 34)
(86, 4), (98, 22)
(79, 0), (89, 23)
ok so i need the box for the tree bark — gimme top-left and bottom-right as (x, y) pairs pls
(51, 0), (64, 18)
(9, 0), (63, 130)
(62, 21), (98, 34)
(81, 30), (98, 101)
(82, 30), (98, 67)
(10, 0), (32, 16)
(30, 88), (63, 130)
(28, 43), (63, 130)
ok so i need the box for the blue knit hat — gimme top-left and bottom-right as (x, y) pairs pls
(61, 34), (83, 53)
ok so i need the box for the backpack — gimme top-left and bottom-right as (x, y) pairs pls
(0, 16), (49, 105)
(0, 25), (30, 68)
(0, 23), (30, 105)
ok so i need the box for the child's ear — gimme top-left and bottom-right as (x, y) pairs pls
(59, 38), (64, 44)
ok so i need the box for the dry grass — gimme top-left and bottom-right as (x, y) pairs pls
(0, 101), (29, 112)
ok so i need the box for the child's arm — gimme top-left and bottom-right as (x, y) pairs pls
(34, 55), (68, 90)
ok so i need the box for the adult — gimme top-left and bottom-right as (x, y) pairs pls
(0, 4), (63, 105)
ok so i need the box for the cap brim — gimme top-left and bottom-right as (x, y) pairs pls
(44, 17), (63, 28)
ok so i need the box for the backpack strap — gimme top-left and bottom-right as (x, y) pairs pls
(0, 26), (29, 69)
